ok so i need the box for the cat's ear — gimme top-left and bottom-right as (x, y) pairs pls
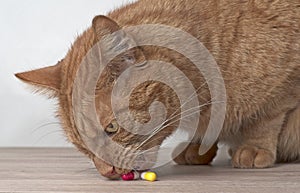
(92, 15), (121, 40)
(92, 15), (146, 74)
(15, 62), (62, 95)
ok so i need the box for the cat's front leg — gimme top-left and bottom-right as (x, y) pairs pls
(231, 113), (286, 169)
(172, 142), (218, 165)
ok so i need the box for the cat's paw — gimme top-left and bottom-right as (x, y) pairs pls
(172, 142), (218, 165)
(232, 146), (275, 168)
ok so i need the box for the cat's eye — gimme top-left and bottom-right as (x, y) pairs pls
(105, 120), (119, 135)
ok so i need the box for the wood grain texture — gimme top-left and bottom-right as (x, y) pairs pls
(0, 148), (299, 193)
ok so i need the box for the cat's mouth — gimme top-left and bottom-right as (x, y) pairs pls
(92, 145), (158, 179)
(93, 156), (132, 179)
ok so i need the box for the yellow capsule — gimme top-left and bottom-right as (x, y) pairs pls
(141, 171), (157, 182)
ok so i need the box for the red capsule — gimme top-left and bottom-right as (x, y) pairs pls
(121, 171), (139, 181)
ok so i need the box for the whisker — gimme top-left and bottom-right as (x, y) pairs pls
(139, 99), (213, 142)
(167, 76), (224, 122)
(136, 100), (225, 150)
(135, 75), (225, 151)
(135, 135), (170, 152)
(147, 78), (215, 138)
(145, 95), (217, 142)
(31, 122), (61, 134)
(163, 99), (225, 127)
(32, 130), (64, 145)
(170, 75), (225, 119)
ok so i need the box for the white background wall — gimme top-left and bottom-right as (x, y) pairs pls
(0, 0), (134, 147)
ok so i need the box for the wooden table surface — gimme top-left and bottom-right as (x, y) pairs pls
(0, 148), (299, 193)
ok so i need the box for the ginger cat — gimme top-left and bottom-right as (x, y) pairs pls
(16, 0), (300, 179)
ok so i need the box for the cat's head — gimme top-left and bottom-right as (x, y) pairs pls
(15, 16), (180, 179)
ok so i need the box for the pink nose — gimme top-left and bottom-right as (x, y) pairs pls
(103, 167), (119, 179)
(93, 157), (120, 179)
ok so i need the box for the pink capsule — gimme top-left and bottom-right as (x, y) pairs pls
(121, 171), (139, 181)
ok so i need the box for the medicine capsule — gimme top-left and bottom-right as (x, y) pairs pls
(141, 171), (157, 182)
(121, 171), (139, 181)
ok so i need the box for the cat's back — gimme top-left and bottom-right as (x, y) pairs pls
(108, 0), (300, 114)
(109, 0), (300, 79)
(109, 0), (300, 60)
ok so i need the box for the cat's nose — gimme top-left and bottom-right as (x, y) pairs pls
(102, 167), (119, 179)
(93, 157), (120, 179)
